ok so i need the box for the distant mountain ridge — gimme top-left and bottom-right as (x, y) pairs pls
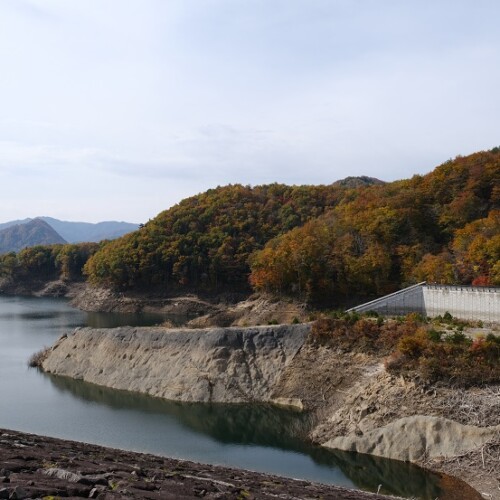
(0, 219), (67, 254)
(0, 217), (139, 244)
(0, 217), (139, 254)
(332, 176), (385, 188)
(39, 217), (139, 243)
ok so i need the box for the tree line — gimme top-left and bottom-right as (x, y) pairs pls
(1, 148), (498, 305)
(250, 150), (499, 303)
(0, 242), (101, 284)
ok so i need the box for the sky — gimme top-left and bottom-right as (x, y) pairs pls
(0, 0), (499, 223)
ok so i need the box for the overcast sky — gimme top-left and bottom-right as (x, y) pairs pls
(1, 0), (499, 223)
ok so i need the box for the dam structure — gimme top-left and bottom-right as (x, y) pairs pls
(348, 282), (500, 323)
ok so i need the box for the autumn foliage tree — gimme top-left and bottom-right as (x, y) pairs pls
(0, 243), (100, 283)
(76, 147), (500, 303)
(250, 148), (499, 302)
(83, 183), (354, 291)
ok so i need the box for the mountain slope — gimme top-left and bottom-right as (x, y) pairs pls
(0, 219), (67, 254)
(83, 182), (357, 290)
(40, 217), (139, 243)
(0, 218), (139, 244)
(0, 218), (32, 232)
(250, 149), (500, 301)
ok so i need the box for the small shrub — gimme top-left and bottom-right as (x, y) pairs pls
(427, 329), (442, 342)
(397, 328), (429, 358)
(445, 331), (469, 345)
(405, 312), (427, 324)
(486, 333), (500, 344)
(28, 347), (50, 368)
(384, 351), (407, 372)
(388, 328), (499, 386)
(291, 317), (300, 324)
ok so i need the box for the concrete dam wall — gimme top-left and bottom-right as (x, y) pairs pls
(42, 324), (310, 404)
(349, 283), (500, 322)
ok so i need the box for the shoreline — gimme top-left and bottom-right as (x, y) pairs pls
(39, 322), (499, 499)
(2, 288), (498, 498)
(0, 427), (398, 499)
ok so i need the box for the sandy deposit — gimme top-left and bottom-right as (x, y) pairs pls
(42, 324), (309, 404)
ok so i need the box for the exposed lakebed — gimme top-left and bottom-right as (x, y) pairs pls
(0, 295), (451, 499)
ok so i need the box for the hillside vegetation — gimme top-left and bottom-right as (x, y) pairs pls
(312, 313), (500, 386)
(0, 242), (101, 284)
(250, 150), (499, 302)
(83, 183), (369, 291)
(1, 149), (498, 305)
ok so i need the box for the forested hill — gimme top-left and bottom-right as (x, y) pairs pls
(83, 182), (362, 290)
(83, 149), (499, 302)
(2, 150), (497, 305)
(250, 150), (500, 302)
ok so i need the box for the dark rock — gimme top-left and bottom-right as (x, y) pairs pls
(9, 486), (27, 500)
(133, 480), (157, 491)
(67, 484), (93, 496)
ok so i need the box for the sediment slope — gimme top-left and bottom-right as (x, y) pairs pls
(324, 415), (500, 462)
(42, 324), (309, 404)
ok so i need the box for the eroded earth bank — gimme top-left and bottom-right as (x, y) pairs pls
(38, 322), (500, 499)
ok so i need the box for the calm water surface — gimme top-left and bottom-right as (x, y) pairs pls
(0, 295), (445, 499)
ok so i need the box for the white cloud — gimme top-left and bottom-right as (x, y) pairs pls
(0, 0), (499, 222)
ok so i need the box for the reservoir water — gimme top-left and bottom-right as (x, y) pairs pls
(0, 295), (449, 498)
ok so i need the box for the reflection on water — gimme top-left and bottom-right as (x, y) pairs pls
(46, 374), (311, 447)
(329, 449), (443, 499)
(46, 374), (444, 499)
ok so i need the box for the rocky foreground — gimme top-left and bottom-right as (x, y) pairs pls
(0, 428), (396, 500)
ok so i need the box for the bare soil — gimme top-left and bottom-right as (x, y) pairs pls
(307, 359), (500, 499)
